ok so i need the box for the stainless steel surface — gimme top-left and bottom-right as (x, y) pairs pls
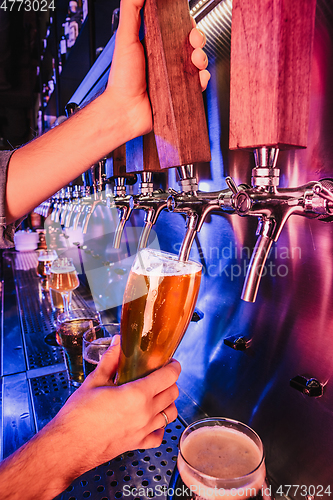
(2, 372), (36, 459)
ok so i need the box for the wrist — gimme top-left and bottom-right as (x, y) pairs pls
(98, 87), (152, 146)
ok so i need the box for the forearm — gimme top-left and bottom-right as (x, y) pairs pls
(0, 418), (85, 500)
(5, 89), (139, 224)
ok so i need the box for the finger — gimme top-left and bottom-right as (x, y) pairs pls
(199, 69), (211, 91)
(156, 402), (178, 429)
(190, 15), (197, 29)
(191, 47), (208, 70)
(189, 27), (206, 49)
(152, 383), (179, 417)
(140, 359), (181, 398)
(88, 335), (121, 386)
(140, 428), (165, 450)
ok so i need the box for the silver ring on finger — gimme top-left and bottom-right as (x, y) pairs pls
(161, 410), (169, 428)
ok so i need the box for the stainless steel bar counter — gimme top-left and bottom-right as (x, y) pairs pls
(0, 249), (206, 500)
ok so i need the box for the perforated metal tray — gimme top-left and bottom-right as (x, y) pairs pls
(54, 419), (185, 500)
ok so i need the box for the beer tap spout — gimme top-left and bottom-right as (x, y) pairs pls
(138, 218), (153, 250)
(227, 152), (333, 302)
(64, 185), (80, 228)
(81, 193), (106, 234)
(113, 200), (133, 249)
(178, 212), (199, 262)
(134, 190), (169, 250)
(80, 160), (108, 234)
(241, 219), (275, 302)
(110, 174), (136, 249)
(60, 187), (72, 226)
(167, 187), (235, 262)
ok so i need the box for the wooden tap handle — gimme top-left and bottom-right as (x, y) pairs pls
(229, 0), (317, 150)
(112, 144), (127, 177)
(142, 0), (211, 169)
(126, 132), (161, 173)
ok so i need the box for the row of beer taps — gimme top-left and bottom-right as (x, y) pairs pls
(35, 146), (333, 303)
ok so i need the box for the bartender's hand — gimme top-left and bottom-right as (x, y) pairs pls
(105, 0), (210, 141)
(51, 334), (180, 478)
(0, 335), (181, 500)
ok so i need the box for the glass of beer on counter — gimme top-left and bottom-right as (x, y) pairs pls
(49, 257), (80, 318)
(56, 308), (101, 387)
(115, 248), (202, 385)
(177, 418), (272, 500)
(37, 249), (58, 290)
(83, 323), (120, 378)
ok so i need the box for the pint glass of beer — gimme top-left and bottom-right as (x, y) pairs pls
(49, 257), (80, 318)
(37, 249), (58, 290)
(83, 323), (120, 378)
(177, 418), (271, 500)
(56, 308), (101, 387)
(115, 248), (202, 385)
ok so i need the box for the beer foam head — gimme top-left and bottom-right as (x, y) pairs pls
(181, 425), (262, 480)
(50, 261), (76, 273)
(38, 254), (57, 262)
(133, 249), (201, 276)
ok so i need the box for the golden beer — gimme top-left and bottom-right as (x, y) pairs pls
(115, 249), (202, 385)
(49, 263), (79, 292)
(50, 289), (64, 312)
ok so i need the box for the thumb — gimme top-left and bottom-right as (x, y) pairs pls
(90, 335), (121, 386)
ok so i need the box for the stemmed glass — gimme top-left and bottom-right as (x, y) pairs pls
(36, 249), (58, 290)
(48, 257), (80, 319)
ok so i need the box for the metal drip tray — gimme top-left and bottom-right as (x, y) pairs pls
(54, 419), (185, 500)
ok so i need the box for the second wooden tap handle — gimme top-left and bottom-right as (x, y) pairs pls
(143, 0), (211, 169)
(229, 0), (317, 150)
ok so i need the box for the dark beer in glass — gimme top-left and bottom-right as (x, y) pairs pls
(83, 323), (120, 378)
(56, 310), (100, 386)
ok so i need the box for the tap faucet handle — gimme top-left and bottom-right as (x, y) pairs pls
(225, 176), (240, 195)
(310, 179), (333, 220)
(313, 181), (333, 204)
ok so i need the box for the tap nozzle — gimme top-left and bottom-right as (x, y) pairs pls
(241, 218), (276, 302)
(64, 185), (80, 228)
(167, 187), (235, 262)
(113, 201), (133, 248)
